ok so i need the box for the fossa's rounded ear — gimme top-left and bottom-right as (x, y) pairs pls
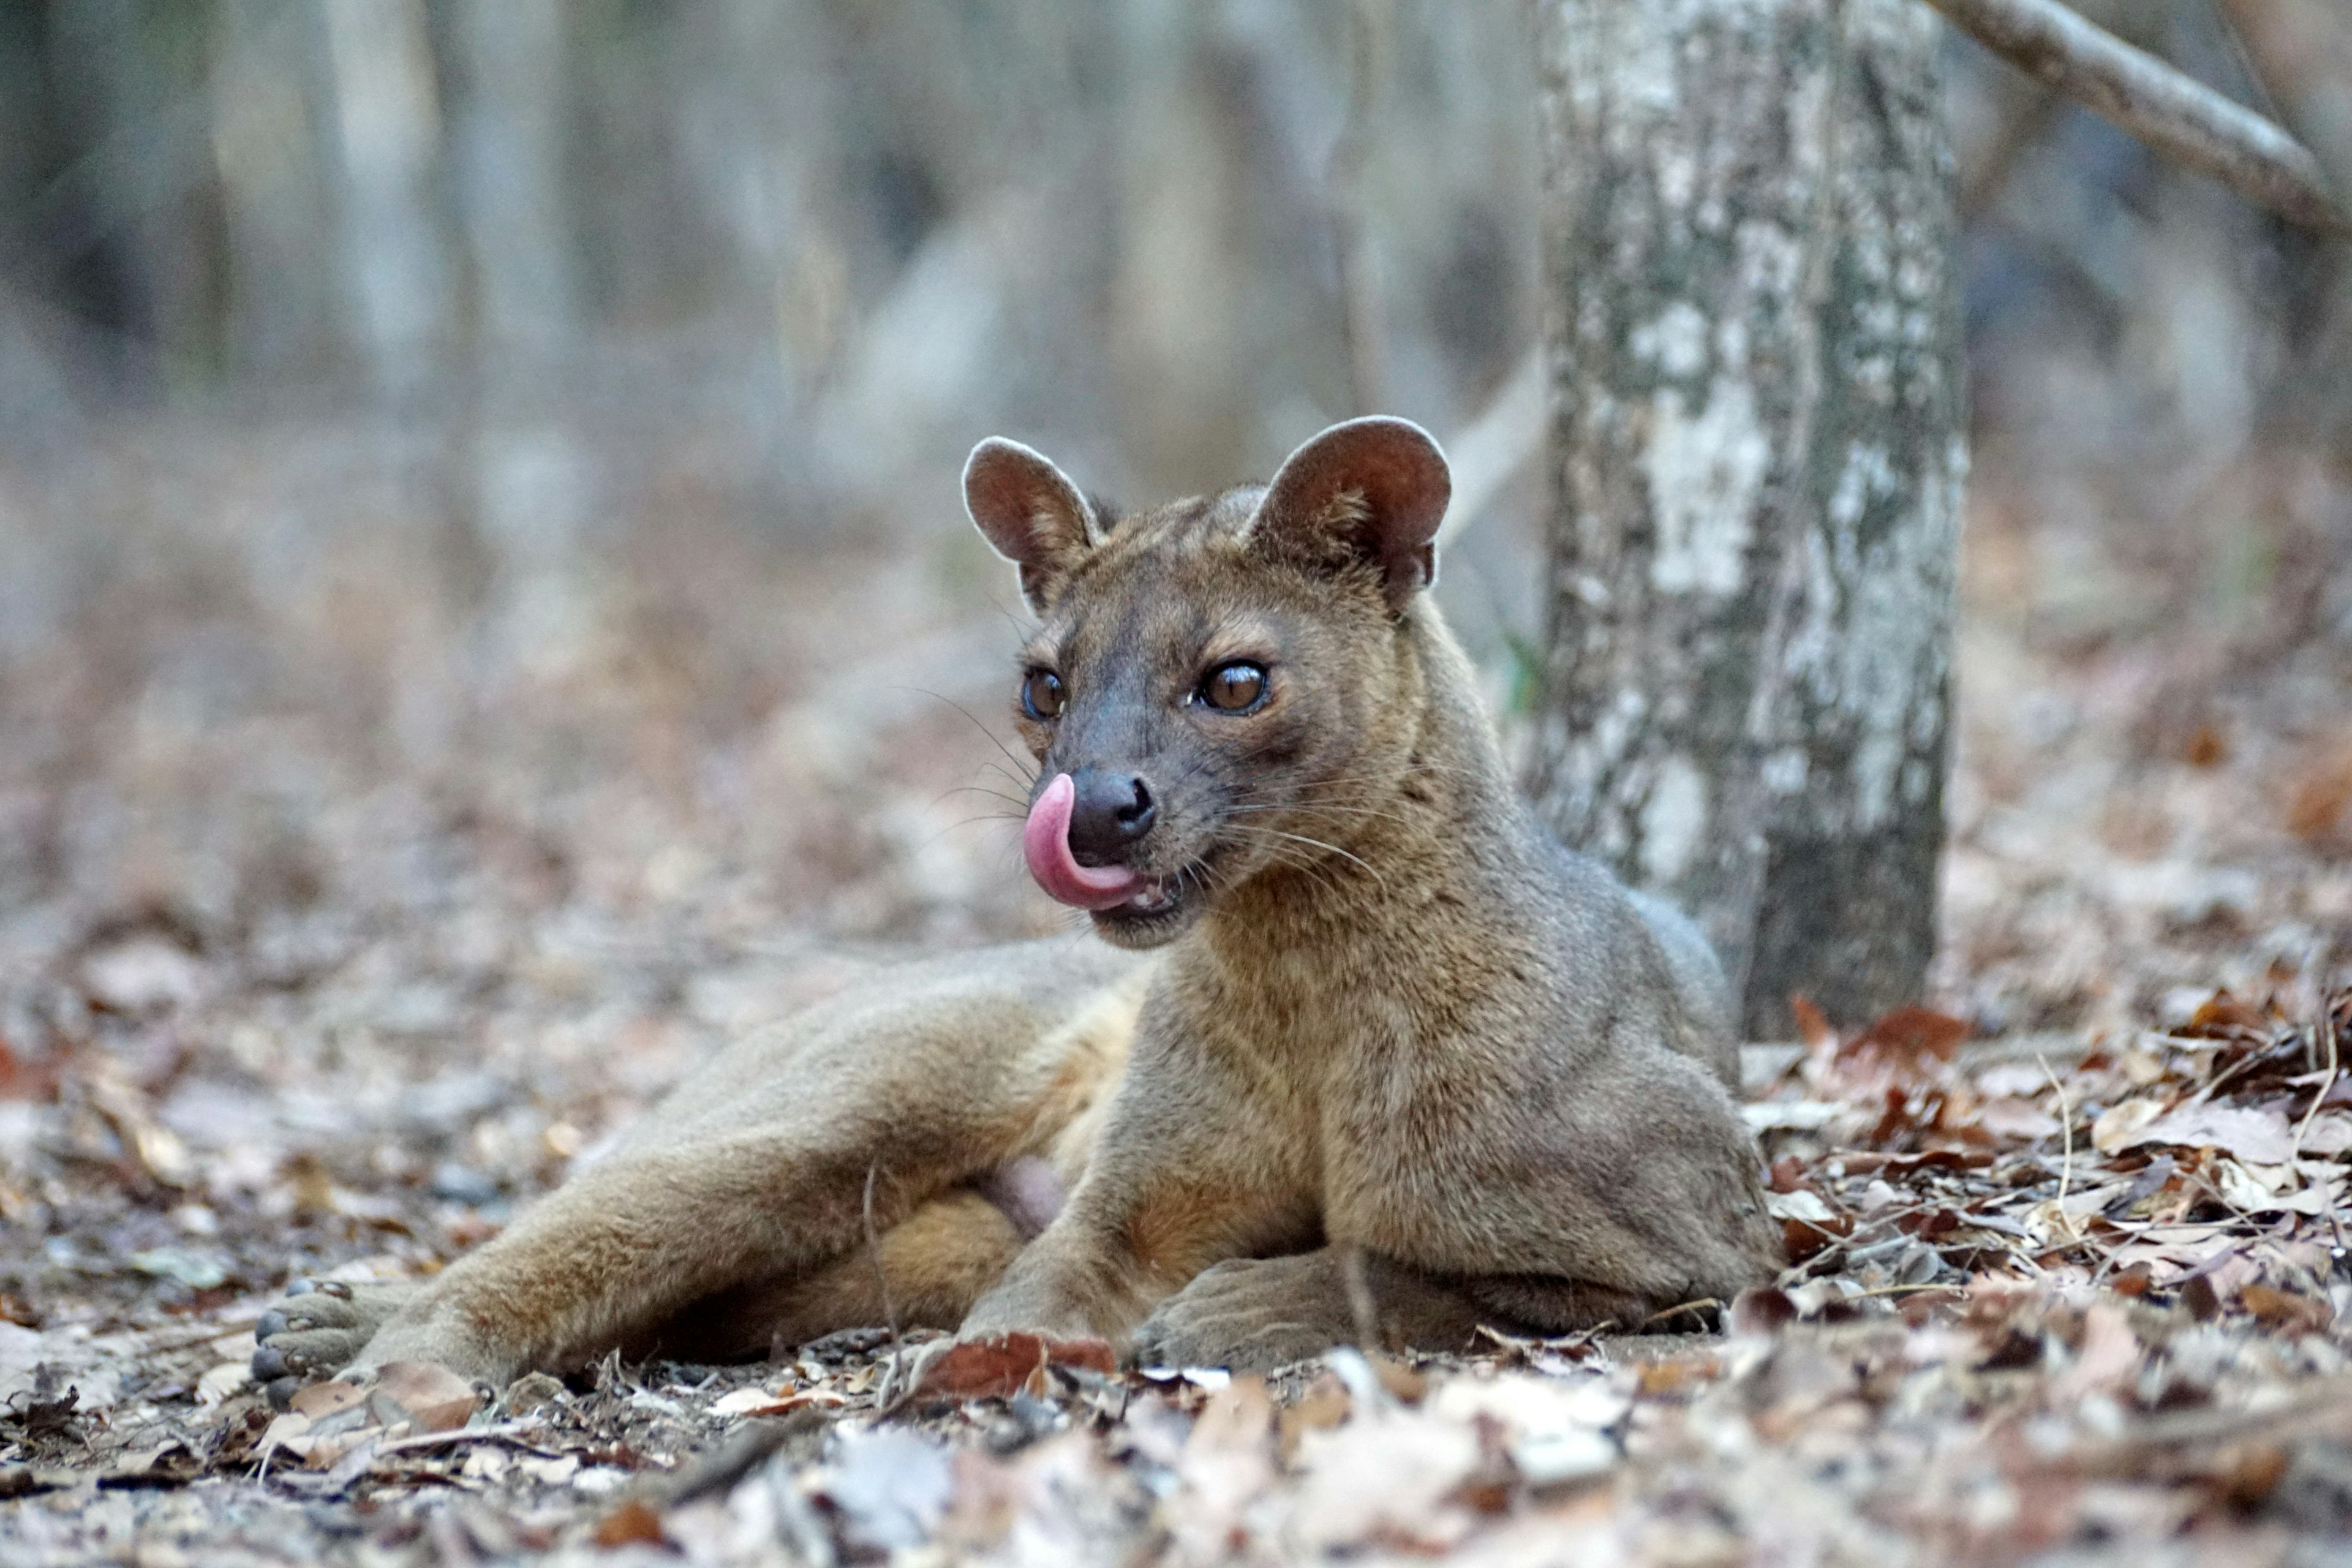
(964, 438), (1103, 613)
(1246, 417), (1450, 611)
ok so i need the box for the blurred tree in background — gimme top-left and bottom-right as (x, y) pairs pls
(0, 2), (1540, 504)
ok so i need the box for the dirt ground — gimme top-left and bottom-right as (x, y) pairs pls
(4, 418), (2351, 1565)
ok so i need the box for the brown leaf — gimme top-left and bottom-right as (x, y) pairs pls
(1287, 1405), (1480, 1553)
(2214, 1441), (2293, 1507)
(910, 1332), (1115, 1401)
(371, 1360), (480, 1433)
(592, 1498), (668, 1548)
(0, 1038), (50, 1102)
(2283, 739), (2352, 842)
(2240, 1283), (2332, 1336)
(1372, 1355), (1427, 1404)
(1839, 1149), (1993, 1174)
(1790, 995), (1834, 1049)
(1728, 1286), (1797, 1336)
(1277, 1374), (1351, 1462)
(288, 1381), (364, 1420)
(2113, 1103), (2294, 1166)
(2184, 989), (2271, 1038)
(1634, 1353), (1720, 1397)
(1848, 1006), (1969, 1071)
(1781, 1213), (1852, 1265)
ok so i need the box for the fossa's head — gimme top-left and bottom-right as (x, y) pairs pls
(964, 418), (1451, 948)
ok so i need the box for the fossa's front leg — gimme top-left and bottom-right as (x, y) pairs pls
(959, 1045), (1314, 1349)
(1129, 1250), (1659, 1371)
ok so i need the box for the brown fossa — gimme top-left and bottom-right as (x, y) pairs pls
(248, 417), (1777, 1396)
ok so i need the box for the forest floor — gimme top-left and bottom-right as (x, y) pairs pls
(2, 419), (2351, 1565)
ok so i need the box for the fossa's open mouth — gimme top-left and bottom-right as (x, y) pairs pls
(1093, 873), (1184, 921)
(1022, 773), (1191, 922)
(1023, 773), (1150, 910)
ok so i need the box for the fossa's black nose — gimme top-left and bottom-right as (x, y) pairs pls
(1066, 767), (1156, 864)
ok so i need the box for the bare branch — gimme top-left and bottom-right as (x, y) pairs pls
(1923, 0), (2348, 233)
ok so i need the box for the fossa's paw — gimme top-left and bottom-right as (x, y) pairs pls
(250, 1278), (417, 1408)
(1131, 1256), (1352, 1373)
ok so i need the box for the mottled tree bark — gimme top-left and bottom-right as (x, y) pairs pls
(1524, 0), (1966, 1038)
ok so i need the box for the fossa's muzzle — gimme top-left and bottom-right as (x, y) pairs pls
(1023, 772), (1181, 914)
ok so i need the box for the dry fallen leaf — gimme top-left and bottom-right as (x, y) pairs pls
(2185, 990), (2274, 1037)
(371, 1360), (481, 1433)
(1429, 1371), (1626, 1487)
(593, 1498), (668, 1548)
(1978, 1095), (2062, 1141)
(2049, 1302), (2139, 1403)
(711, 1384), (786, 1417)
(2092, 1098), (2168, 1155)
(1287, 1407), (1482, 1554)
(2239, 1283), (2332, 1335)
(1848, 1006), (1970, 1072)
(911, 1333), (1115, 1401)
(2111, 1103), (2294, 1166)
(1172, 1376), (1278, 1559)
(288, 1380), (365, 1420)
(824, 1427), (957, 1552)
(194, 1361), (251, 1408)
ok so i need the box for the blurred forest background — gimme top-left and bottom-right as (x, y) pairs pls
(1, 0), (2350, 1157)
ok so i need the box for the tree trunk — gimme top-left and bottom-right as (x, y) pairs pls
(208, 1), (342, 383)
(1523, 0), (1966, 1039)
(447, 0), (578, 368)
(320, 0), (454, 401)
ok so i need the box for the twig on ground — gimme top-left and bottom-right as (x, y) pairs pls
(863, 1164), (899, 1344)
(2294, 997), (2340, 1158)
(1638, 1297), (1723, 1329)
(368, 1421), (561, 1461)
(647, 1410), (827, 1508)
(2037, 1049), (2078, 1239)
(1923, 0), (2348, 233)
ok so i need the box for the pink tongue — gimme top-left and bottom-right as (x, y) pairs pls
(1023, 774), (1147, 910)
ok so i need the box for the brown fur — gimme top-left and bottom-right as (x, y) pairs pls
(247, 419), (1776, 1394)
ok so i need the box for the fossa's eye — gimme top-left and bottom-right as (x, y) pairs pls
(1197, 661), (1268, 714)
(1020, 668), (1065, 721)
